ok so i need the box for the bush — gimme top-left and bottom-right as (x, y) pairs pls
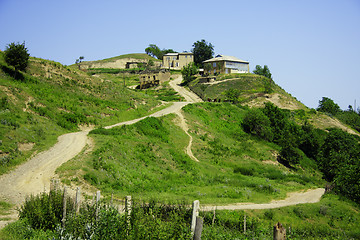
(242, 108), (273, 141)
(4, 42), (30, 72)
(279, 144), (303, 167)
(181, 62), (198, 85)
(19, 190), (74, 231)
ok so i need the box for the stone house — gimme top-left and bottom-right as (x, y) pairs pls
(162, 52), (194, 70)
(138, 70), (171, 89)
(203, 55), (249, 75)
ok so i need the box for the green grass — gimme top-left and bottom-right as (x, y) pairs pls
(1, 192), (358, 239)
(0, 52), (163, 174)
(80, 53), (161, 64)
(201, 193), (360, 239)
(140, 82), (185, 102)
(189, 73), (307, 110)
(0, 201), (12, 217)
(56, 103), (323, 205)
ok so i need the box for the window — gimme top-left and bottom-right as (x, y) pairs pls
(213, 62), (216, 67)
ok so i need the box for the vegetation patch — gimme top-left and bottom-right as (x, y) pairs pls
(0, 51), (162, 174)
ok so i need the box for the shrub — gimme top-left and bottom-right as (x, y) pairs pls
(242, 108), (273, 141)
(19, 190), (74, 230)
(279, 144), (303, 167)
(233, 166), (254, 176)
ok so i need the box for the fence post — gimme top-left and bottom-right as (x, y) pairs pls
(75, 187), (81, 215)
(62, 186), (67, 228)
(50, 178), (60, 192)
(191, 200), (200, 236)
(193, 216), (203, 240)
(244, 214), (246, 234)
(96, 190), (101, 220)
(273, 222), (286, 240)
(125, 196), (132, 234)
(212, 207), (216, 226)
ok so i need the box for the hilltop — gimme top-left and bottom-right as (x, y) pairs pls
(78, 53), (161, 69)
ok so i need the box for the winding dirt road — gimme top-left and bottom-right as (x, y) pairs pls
(0, 75), (324, 228)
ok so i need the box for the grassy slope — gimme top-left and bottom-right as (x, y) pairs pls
(80, 53), (161, 65)
(190, 73), (306, 109)
(190, 73), (360, 134)
(1, 53), (360, 238)
(200, 193), (360, 239)
(0, 52), (163, 174)
(57, 103), (323, 204)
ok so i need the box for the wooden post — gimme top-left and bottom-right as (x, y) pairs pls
(96, 191), (101, 220)
(125, 196), (132, 234)
(193, 216), (203, 240)
(191, 200), (200, 236)
(244, 214), (246, 234)
(273, 222), (286, 240)
(50, 178), (60, 192)
(212, 207), (216, 226)
(62, 186), (67, 228)
(75, 187), (81, 214)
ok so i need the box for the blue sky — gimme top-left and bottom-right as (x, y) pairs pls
(1, 0), (359, 110)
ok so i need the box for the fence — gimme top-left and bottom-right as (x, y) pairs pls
(50, 178), (287, 239)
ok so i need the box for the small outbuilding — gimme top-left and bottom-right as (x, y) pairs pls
(203, 55), (249, 75)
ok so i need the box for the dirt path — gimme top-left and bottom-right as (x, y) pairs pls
(0, 75), (325, 229)
(174, 111), (199, 162)
(202, 188), (325, 211)
(169, 75), (203, 103)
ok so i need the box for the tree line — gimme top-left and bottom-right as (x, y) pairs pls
(242, 102), (360, 204)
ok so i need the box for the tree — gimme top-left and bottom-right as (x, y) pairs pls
(242, 108), (273, 141)
(145, 44), (177, 60)
(191, 39), (214, 67)
(4, 42), (30, 72)
(279, 144), (303, 167)
(145, 44), (163, 59)
(181, 62), (198, 85)
(75, 56), (84, 70)
(253, 65), (272, 79)
(317, 97), (340, 115)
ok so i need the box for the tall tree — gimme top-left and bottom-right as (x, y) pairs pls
(145, 44), (177, 60)
(253, 65), (272, 79)
(145, 44), (163, 59)
(191, 39), (214, 67)
(4, 42), (30, 72)
(317, 97), (340, 115)
(181, 62), (198, 86)
(75, 56), (85, 70)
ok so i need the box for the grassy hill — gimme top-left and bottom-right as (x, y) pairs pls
(1, 53), (360, 239)
(84, 53), (161, 64)
(78, 53), (161, 70)
(0, 52), (164, 174)
(190, 73), (306, 109)
(190, 73), (360, 135)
